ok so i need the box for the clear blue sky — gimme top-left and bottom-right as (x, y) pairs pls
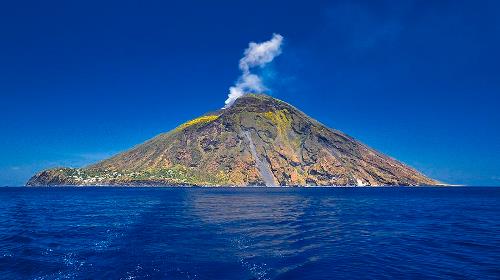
(1, 0), (499, 186)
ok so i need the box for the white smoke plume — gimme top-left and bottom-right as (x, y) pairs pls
(224, 34), (284, 107)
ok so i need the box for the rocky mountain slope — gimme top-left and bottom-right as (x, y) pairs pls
(27, 94), (438, 186)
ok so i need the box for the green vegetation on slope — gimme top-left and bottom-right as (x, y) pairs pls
(175, 115), (219, 132)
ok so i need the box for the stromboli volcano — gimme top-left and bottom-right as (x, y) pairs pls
(27, 94), (438, 186)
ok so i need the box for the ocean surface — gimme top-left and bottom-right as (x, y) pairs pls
(0, 187), (498, 280)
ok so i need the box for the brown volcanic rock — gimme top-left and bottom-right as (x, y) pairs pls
(27, 94), (438, 186)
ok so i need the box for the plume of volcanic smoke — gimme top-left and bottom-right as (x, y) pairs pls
(224, 34), (283, 108)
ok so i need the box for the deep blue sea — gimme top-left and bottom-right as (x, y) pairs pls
(0, 187), (498, 280)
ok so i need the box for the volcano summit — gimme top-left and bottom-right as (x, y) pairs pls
(28, 94), (438, 187)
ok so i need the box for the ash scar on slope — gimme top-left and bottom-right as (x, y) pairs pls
(242, 130), (277, 187)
